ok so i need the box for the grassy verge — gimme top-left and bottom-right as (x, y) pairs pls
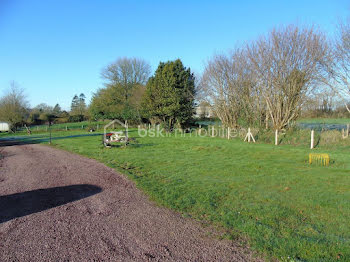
(3, 129), (350, 261)
(298, 118), (350, 124)
(25, 120), (107, 131)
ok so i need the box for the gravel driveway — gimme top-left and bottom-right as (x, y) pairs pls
(0, 143), (262, 261)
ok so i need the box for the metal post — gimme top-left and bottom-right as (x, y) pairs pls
(49, 123), (52, 145)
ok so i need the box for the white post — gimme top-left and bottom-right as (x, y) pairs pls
(311, 130), (314, 149)
(227, 127), (230, 139)
(251, 130), (256, 143)
(248, 128), (251, 143)
(275, 130), (278, 146)
(212, 126), (215, 137)
(199, 125), (202, 136)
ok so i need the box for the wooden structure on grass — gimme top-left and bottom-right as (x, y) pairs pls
(244, 128), (255, 143)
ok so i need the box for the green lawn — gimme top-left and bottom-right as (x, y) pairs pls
(26, 120), (107, 131)
(2, 130), (349, 261)
(298, 118), (350, 125)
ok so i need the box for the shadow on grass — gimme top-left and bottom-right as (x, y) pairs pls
(0, 184), (102, 223)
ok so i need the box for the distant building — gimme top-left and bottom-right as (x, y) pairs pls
(0, 122), (10, 132)
(194, 105), (214, 118)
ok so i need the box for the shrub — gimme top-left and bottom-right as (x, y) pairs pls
(319, 130), (342, 146)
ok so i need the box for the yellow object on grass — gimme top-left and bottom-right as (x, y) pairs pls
(309, 153), (330, 166)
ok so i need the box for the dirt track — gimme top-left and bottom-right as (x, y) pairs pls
(0, 143), (262, 261)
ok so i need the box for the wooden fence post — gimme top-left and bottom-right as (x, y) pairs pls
(275, 130), (278, 146)
(244, 128), (256, 143)
(311, 130), (314, 149)
(212, 126), (215, 137)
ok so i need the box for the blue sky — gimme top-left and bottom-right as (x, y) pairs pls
(0, 0), (349, 110)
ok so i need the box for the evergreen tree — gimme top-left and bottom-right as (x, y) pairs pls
(53, 103), (62, 116)
(78, 93), (87, 115)
(142, 59), (195, 129)
(70, 94), (86, 122)
(71, 95), (79, 113)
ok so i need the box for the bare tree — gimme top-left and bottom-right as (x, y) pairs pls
(202, 48), (263, 127)
(330, 19), (350, 112)
(91, 57), (151, 121)
(247, 25), (331, 130)
(101, 57), (151, 103)
(0, 81), (29, 131)
(202, 25), (331, 130)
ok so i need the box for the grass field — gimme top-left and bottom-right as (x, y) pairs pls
(25, 121), (107, 131)
(298, 118), (350, 125)
(1, 129), (349, 261)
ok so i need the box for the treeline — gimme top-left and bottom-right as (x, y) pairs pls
(1, 20), (350, 132)
(27, 93), (88, 125)
(0, 81), (89, 131)
(89, 58), (195, 130)
(301, 91), (349, 119)
(201, 23), (350, 130)
(0, 59), (196, 131)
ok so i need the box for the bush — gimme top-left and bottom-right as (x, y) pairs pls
(255, 127), (315, 146)
(319, 130), (342, 146)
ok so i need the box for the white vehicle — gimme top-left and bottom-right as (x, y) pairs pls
(0, 122), (9, 132)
